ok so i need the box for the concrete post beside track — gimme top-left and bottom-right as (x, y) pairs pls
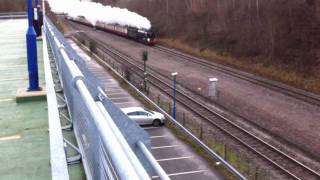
(209, 78), (218, 101)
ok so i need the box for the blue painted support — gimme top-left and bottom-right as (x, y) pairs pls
(26, 0), (40, 91)
(172, 73), (177, 119)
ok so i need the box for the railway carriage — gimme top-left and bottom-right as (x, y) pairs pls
(68, 16), (155, 46)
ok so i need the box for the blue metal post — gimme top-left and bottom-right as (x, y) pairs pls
(172, 72), (178, 119)
(26, 0), (40, 91)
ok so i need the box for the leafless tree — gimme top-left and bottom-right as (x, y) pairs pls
(95, 0), (320, 73)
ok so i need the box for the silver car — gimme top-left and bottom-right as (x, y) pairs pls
(121, 107), (165, 126)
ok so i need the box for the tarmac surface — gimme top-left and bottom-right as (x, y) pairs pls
(69, 39), (225, 180)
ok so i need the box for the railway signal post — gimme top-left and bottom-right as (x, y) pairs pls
(142, 50), (148, 92)
(171, 72), (178, 119)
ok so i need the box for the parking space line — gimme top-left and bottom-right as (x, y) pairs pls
(105, 87), (121, 90)
(102, 81), (116, 84)
(151, 170), (208, 179)
(114, 101), (137, 105)
(105, 90), (122, 93)
(110, 97), (129, 100)
(103, 86), (119, 89)
(150, 135), (168, 139)
(143, 127), (161, 130)
(151, 145), (179, 149)
(156, 156), (193, 162)
(107, 92), (125, 96)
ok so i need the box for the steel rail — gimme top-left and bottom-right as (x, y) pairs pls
(70, 33), (246, 180)
(76, 33), (320, 180)
(46, 22), (149, 179)
(154, 45), (320, 107)
(42, 25), (70, 180)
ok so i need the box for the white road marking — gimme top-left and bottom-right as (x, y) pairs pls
(151, 145), (179, 149)
(107, 92), (126, 96)
(113, 101), (137, 105)
(104, 90), (122, 93)
(150, 135), (167, 139)
(143, 126), (161, 130)
(105, 87), (121, 90)
(103, 82), (117, 86)
(110, 97), (129, 100)
(156, 156), (193, 162)
(152, 170), (208, 179)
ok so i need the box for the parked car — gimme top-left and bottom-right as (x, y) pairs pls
(121, 107), (165, 126)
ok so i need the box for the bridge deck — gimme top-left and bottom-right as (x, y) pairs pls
(0, 19), (50, 179)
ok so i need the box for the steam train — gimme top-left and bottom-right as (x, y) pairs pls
(67, 16), (156, 46)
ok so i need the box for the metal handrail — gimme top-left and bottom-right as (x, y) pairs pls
(137, 141), (170, 180)
(46, 20), (151, 180)
(84, 42), (247, 180)
(96, 101), (150, 179)
(43, 26), (70, 180)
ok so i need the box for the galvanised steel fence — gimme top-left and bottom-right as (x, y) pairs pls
(44, 17), (168, 180)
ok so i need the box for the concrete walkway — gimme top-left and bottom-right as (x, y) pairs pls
(0, 19), (50, 179)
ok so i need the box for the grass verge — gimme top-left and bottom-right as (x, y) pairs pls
(159, 38), (320, 94)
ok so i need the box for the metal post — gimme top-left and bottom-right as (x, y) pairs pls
(26, 0), (40, 91)
(35, 0), (41, 36)
(142, 50), (148, 91)
(171, 72), (178, 119)
(144, 72), (148, 92)
(208, 78), (218, 100)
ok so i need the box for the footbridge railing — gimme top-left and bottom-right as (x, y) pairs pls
(44, 16), (169, 180)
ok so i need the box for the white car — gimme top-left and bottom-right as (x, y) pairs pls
(121, 107), (165, 126)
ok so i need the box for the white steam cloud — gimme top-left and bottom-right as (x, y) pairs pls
(47, 0), (152, 30)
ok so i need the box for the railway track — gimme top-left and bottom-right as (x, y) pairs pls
(71, 32), (320, 180)
(154, 45), (320, 107)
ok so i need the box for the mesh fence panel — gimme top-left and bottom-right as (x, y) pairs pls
(45, 17), (152, 179)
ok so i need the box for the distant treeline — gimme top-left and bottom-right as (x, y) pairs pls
(97, 0), (320, 74)
(0, 0), (27, 12)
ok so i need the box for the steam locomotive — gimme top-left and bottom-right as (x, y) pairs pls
(68, 16), (156, 46)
